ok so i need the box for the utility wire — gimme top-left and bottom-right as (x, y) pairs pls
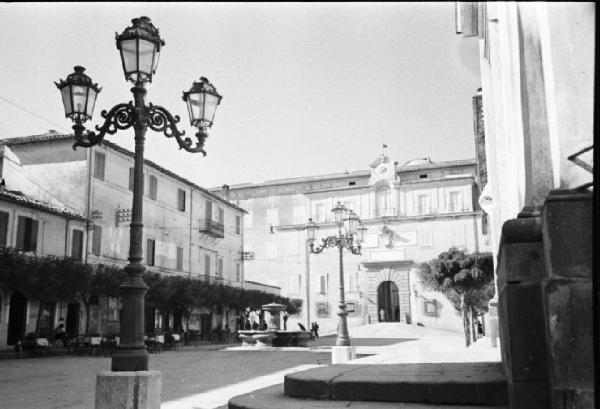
(0, 94), (70, 134)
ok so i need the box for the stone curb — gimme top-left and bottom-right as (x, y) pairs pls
(284, 362), (508, 405)
(228, 384), (510, 409)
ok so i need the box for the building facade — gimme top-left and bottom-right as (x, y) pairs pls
(0, 144), (89, 346)
(213, 156), (490, 334)
(457, 3), (594, 408)
(0, 132), (247, 345)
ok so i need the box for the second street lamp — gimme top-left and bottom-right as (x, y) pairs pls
(55, 16), (222, 373)
(306, 202), (366, 349)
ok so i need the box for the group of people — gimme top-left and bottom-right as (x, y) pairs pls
(296, 321), (319, 338)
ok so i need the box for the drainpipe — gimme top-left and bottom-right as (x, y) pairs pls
(189, 188), (193, 279)
(305, 238), (311, 329)
(84, 148), (93, 263)
(473, 214), (480, 252)
(64, 218), (72, 257)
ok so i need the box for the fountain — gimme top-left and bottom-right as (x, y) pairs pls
(237, 302), (311, 348)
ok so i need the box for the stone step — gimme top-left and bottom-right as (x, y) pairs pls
(284, 362), (508, 406)
(228, 384), (509, 409)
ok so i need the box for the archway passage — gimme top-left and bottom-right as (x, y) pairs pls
(7, 292), (27, 345)
(377, 281), (400, 322)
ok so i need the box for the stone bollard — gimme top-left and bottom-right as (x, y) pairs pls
(96, 371), (161, 409)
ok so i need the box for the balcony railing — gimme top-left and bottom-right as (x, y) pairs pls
(198, 218), (224, 238)
(242, 251), (255, 260)
(375, 207), (397, 218)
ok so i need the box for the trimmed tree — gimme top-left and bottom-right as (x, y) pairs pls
(417, 247), (494, 347)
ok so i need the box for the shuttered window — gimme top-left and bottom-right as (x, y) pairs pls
(0, 211), (9, 247)
(71, 229), (84, 260)
(147, 239), (155, 266)
(178, 189), (186, 212)
(16, 216), (38, 252)
(92, 225), (102, 256)
(176, 246), (184, 271)
(94, 152), (105, 181)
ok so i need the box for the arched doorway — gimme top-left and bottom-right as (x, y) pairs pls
(377, 281), (400, 322)
(7, 292), (27, 345)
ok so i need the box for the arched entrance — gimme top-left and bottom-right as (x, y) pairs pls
(377, 281), (400, 322)
(7, 292), (27, 345)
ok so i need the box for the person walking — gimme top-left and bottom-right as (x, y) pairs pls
(379, 308), (386, 322)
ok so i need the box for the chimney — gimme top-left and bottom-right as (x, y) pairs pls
(221, 184), (230, 200)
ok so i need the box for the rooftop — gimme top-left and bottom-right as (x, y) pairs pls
(0, 188), (87, 221)
(0, 132), (247, 214)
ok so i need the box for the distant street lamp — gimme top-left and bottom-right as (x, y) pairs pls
(55, 16), (222, 372)
(306, 203), (367, 346)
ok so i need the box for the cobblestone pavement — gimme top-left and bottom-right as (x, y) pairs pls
(0, 345), (330, 409)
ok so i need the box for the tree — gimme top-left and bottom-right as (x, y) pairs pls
(417, 247), (495, 347)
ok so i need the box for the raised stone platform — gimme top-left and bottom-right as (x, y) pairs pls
(284, 362), (508, 405)
(229, 384), (509, 409)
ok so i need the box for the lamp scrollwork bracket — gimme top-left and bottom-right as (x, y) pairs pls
(147, 104), (207, 156)
(72, 103), (135, 150)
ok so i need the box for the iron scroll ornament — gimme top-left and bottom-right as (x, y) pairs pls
(147, 104), (208, 156)
(72, 103), (134, 149)
(309, 235), (362, 255)
(71, 101), (208, 155)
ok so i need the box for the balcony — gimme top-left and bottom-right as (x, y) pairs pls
(375, 207), (397, 218)
(198, 218), (224, 238)
(242, 251), (255, 260)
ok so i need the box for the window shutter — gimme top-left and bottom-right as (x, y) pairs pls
(94, 152), (105, 181)
(0, 211), (9, 247)
(92, 225), (102, 256)
(71, 230), (83, 260)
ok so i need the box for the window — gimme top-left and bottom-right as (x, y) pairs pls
(451, 225), (466, 248)
(287, 234), (301, 256)
(176, 246), (184, 271)
(424, 301), (438, 316)
(148, 175), (157, 200)
(178, 189), (186, 212)
(417, 194), (430, 215)
(449, 191), (461, 213)
(235, 263), (241, 282)
(292, 206), (305, 224)
(235, 215), (241, 234)
(218, 207), (224, 224)
(418, 227), (433, 248)
(16, 216), (38, 252)
(204, 254), (211, 276)
(348, 272), (357, 293)
(146, 239), (155, 266)
(266, 240), (276, 260)
(266, 208), (278, 226)
(419, 174), (428, 179)
(218, 258), (224, 278)
(94, 152), (105, 181)
(92, 225), (102, 256)
(377, 188), (392, 216)
(129, 168), (144, 193)
(0, 211), (9, 247)
(314, 203), (326, 222)
(70, 229), (84, 260)
(318, 275), (328, 295)
(205, 200), (213, 220)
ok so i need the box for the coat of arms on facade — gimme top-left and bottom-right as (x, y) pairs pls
(379, 224), (414, 249)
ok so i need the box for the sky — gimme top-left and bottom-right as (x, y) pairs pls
(0, 2), (481, 189)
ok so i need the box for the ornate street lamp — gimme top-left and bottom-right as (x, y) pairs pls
(55, 16), (222, 373)
(306, 202), (366, 347)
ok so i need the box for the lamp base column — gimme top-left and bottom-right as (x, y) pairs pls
(331, 346), (356, 364)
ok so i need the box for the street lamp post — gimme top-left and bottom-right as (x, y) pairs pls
(55, 16), (222, 372)
(306, 202), (367, 347)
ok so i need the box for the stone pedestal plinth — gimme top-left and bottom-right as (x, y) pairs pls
(95, 370), (161, 409)
(331, 346), (356, 364)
